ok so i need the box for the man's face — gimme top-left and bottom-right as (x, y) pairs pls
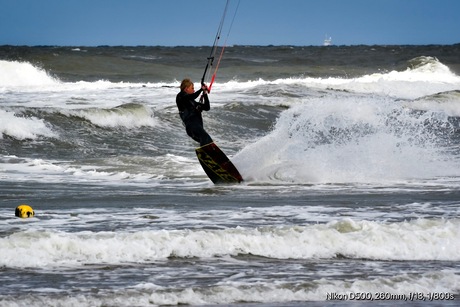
(185, 84), (194, 94)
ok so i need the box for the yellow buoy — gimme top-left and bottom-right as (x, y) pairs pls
(15, 204), (35, 218)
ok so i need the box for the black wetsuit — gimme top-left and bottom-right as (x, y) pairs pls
(176, 89), (213, 146)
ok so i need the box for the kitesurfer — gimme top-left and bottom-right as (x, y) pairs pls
(176, 78), (213, 146)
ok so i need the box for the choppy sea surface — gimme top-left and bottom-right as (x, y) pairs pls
(1, 45), (460, 306)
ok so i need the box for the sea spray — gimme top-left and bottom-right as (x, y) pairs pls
(234, 92), (460, 183)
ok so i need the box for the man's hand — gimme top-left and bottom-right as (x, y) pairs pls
(201, 83), (209, 94)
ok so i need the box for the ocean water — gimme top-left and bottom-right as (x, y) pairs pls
(1, 45), (460, 306)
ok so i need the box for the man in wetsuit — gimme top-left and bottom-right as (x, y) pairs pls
(176, 78), (213, 146)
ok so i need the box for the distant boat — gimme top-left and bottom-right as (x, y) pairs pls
(323, 35), (332, 46)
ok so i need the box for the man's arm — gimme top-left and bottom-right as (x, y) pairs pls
(201, 93), (210, 111)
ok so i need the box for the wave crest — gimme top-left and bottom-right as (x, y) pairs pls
(0, 109), (57, 140)
(0, 60), (60, 88)
(61, 103), (156, 128)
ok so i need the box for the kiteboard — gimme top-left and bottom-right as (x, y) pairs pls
(195, 142), (243, 184)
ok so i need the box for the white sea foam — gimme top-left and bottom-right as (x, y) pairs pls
(0, 60), (173, 110)
(2, 269), (458, 306)
(0, 57), (458, 129)
(60, 103), (157, 128)
(0, 60), (60, 89)
(234, 92), (460, 185)
(405, 90), (460, 116)
(2, 56), (459, 101)
(1, 58), (460, 186)
(0, 109), (57, 140)
(218, 56), (460, 101)
(1, 218), (458, 269)
(0, 156), (161, 185)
